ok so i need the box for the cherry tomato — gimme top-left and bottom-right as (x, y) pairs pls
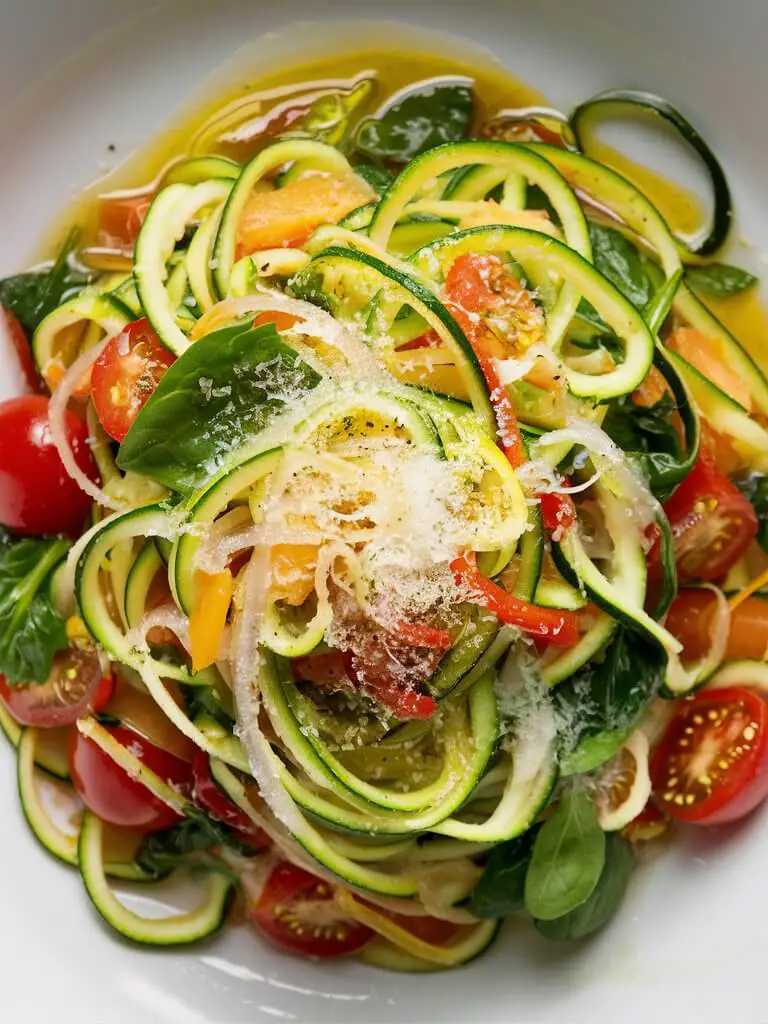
(2, 307), (41, 393)
(97, 192), (152, 250)
(662, 454), (757, 582)
(371, 906), (461, 945)
(69, 723), (192, 832)
(650, 686), (768, 825)
(539, 491), (576, 534)
(192, 751), (269, 847)
(0, 395), (97, 536)
(250, 861), (373, 958)
(103, 674), (197, 763)
(622, 799), (670, 842)
(0, 651), (113, 728)
(666, 588), (768, 663)
(91, 319), (174, 442)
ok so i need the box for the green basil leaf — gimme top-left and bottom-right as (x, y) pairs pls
(524, 789), (606, 921)
(0, 535), (69, 684)
(354, 81), (474, 163)
(117, 321), (322, 494)
(556, 629), (667, 775)
(686, 263), (757, 299)
(469, 828), (538, 919)
(0, 228), (92, 336)
(735, 473), (768, 551)
(136, 814), (252, 878)
(535, 833), (634, 941)
(588, 222), (654, 310)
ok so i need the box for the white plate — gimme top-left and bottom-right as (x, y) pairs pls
(1, 1), (767, 1020)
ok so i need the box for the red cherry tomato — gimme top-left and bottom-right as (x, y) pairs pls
(662, 454), (757, 582)
(91, 319), (174, 442)
(0, 395), (97, 536)
(192, 751), (269, 848)
(2, 307), (41, 393)
(69, 723), (192, 832)
(650, 686), (768, 825)
(250, 862), (373, 958)
(0, 652), (113, 728)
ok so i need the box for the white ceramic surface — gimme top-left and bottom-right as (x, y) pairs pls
(1, 1), (767, 1021)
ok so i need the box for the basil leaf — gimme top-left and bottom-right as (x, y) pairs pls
(588, 222), (654, 310)
(0, 228), (92, 336)
(470, 828), (538, 919)
(354, 81), (474, 163)
(0, 534), (69, 684)
(535, 833), (633, 941)
(137, 814), (252, 878)
(524, 789), (606, 921)
(117, 321), (321, 494)
(735, 473), (768, 551)
(686, 263), (757, 299)
(556, 629), (666, 775)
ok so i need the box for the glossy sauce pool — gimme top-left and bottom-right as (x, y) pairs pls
(40, 45), (767, 374)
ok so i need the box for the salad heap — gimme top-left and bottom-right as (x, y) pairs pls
(1, 74), (768, 970)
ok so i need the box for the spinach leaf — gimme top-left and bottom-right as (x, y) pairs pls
(354, 80), (473, 163)
(686, 263), (757, 299)
(556, 629), (667, 776)
(137, 814), (252, 878)
(735, 473), (768, 551)
(588, 222), (654, 310)
(0, 229), (91, 336)
(535, 833), (633, 941)
(470, 827), (538, 919)
(523, 789), (606, 921)
(117, 321), (321, 494)
(0, 533), (69, 684)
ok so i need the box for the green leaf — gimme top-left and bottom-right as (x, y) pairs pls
(686, 263), (757, 299)
(535, 833), (634, 941)
(470, 828), (538, 919)
(0, 535), (69, 684)
(523, 789), (606, 921)
(352, 161), (395, 197)
(0, 228), (92, 336)
(117, 321), (322, 494)
(136, 814), (251, 878)
(556, 629), (667, 775)
(289, 80), (374, 149)
(354, 81), (474, 163)
(588, 222), (654, 310)
(735, 473), (768, 551)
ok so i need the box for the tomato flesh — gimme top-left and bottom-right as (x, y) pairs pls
(650, 686), (768, 825)
(0, 652), (113, 728)
(666, 589), (768, 663)
(662, 454), (757, 582)
(192, 751), (269, 847)
(0, 395), (97, 536)
(251, 862), (373, 958)
(2, 307), (41, 393)
(91, 319), (174, 442)
(69, 724), (192, 832)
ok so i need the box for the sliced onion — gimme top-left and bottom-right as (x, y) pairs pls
(48, 337), (125, 511)
(495, 343), (563, 386)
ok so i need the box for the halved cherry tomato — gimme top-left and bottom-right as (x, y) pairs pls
(97, 191), (153, 250)
(665, 588), (768, 662)
(369, 906), (461, 945)
(451, 552), (579, 646)
(622, 799), (670, 842)
(0, 652), (113, 729)
(2, 307), (41, 393)
(103, 674), (196, 763)
(662, 453), (757, 582)
(91, 319), (174, 442)
(69, 723), (193, 833)
(191, 751), (270, 848)
(0, 395), (98, 536)
(650, 686), (768, 825)
(250, 861), (373, 958)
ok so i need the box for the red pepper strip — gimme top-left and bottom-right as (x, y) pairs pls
(539, 491), (577, 534)
(451, 553), (579, 647)
(394, 621), (453, 651)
